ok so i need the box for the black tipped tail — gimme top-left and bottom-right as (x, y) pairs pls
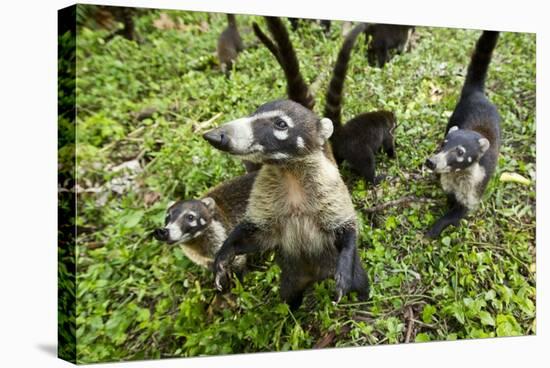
(462, 31), (500, 96)
(255, 17), (315, 110)
(324, 23), (368, 127)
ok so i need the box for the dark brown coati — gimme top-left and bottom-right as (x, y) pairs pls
(203, 100), (370, 310)
(153, 171), (257, 271)
(324, 23), (397, 184)
(364, 24), (415, 67)
(425, 31), (501, 238)
(217, 14), (244, 76)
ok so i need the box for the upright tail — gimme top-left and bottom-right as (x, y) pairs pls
(252, 17), (315, 110)
(227, 14), (237, 29)
(324, 23), (368, 127)
(462, 30), (499, 96)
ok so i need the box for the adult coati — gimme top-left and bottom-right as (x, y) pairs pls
(324, 23), (397, 184)
(425, 31), (501, 238)
(217, 14), (244, 76)
(364, 24), (415, 67)
(203, 100), (370, 310)
(153, 171), (257, 271)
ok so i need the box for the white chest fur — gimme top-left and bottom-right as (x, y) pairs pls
(440, 162), (486, 210)
(247, 153), (355, 256)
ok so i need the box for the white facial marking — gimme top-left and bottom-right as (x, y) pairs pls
(223, 117), (255, 152)
(273, 129), (289, 140)
(430, 151), (451, 172)
(199, 218), (207, 225)
(296, 136), (305, 149)
(455, 168), (461, 172)
(448, 126), (459, 133)
(467, 156), (472, 163)
(456, 155), (464, 163)
(269, 152), (290, 160)
(444, 139), (448, 144)
(253, 110), (294, 127)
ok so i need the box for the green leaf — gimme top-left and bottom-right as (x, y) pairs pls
(496, 314), (523, 337)
(422, 304), (437, 324)
(415, 333), (431, 342)
(479, 311), (495, 326)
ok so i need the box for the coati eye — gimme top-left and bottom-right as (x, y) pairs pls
(185, 214), (195, 222)
(456, 146), (466, 156)
(274, 119), (288, 130)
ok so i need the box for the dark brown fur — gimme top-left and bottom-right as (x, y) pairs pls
(217, 14), (244, 76)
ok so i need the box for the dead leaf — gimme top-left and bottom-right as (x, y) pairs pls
(144, 191), (161, 207)
(153, 13), (176, 30)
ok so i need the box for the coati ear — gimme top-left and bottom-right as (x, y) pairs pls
(166, 200), (176, 210)
(319, 118), (334, 142)
(478, 138), (490, 154)
(448, 126), (459, 134)
(201, 197), (216, 212)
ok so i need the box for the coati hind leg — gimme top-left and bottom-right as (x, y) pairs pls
(214, 222), (261, 291)
(345, 146), (384, 185)
(280, 272), (310, 311)
(426, 203), (468, 239)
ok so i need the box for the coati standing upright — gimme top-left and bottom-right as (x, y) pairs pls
(153, 171), (257, 271)
(203, 100), (370, 310)
(364, 24), (415, 67)
(217, 14), (244, 76)
(425, 31), (501, 238)
(324, 23), (397, 184)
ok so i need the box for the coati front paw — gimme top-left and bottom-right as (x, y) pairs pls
(334, 269), (352, 303)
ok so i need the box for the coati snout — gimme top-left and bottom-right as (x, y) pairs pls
(426, 126), (490, 174)
(203, 100), (334, 164)
(153, 198), (216, 245)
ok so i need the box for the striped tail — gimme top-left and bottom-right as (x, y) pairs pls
(462, 31), (499, 96)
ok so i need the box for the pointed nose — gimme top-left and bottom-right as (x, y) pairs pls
(203, 129), (230, 151)
(425, 158), (436, 170)
(153, 228), (169, 241)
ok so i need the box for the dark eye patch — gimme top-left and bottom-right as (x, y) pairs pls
(274, 119), (288, 130)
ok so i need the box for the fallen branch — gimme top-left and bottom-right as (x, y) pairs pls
(363, 195), (435, 214)
(404, 306), (414, 343)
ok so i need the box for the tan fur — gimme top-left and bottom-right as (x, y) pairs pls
(246, 151), (356, 257)
(441, 162), (486, 210)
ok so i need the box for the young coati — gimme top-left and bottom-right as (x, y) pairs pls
(364, 24), (415, 67)
(153, 171), (257, 271)
(425, 31), (501, 238)
(324, 23), (397, 184)
(217, 14), (244, 76)
(202, 99), (370, 310)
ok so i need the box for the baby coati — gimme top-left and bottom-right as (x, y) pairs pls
(153, 171), (257, 271)
(425, 31), (501, 238)
(325, 23), (397, 184)
(203, 99), (370, 310)
(364, 23), (415, 67)
(217, 14), (244, 76)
